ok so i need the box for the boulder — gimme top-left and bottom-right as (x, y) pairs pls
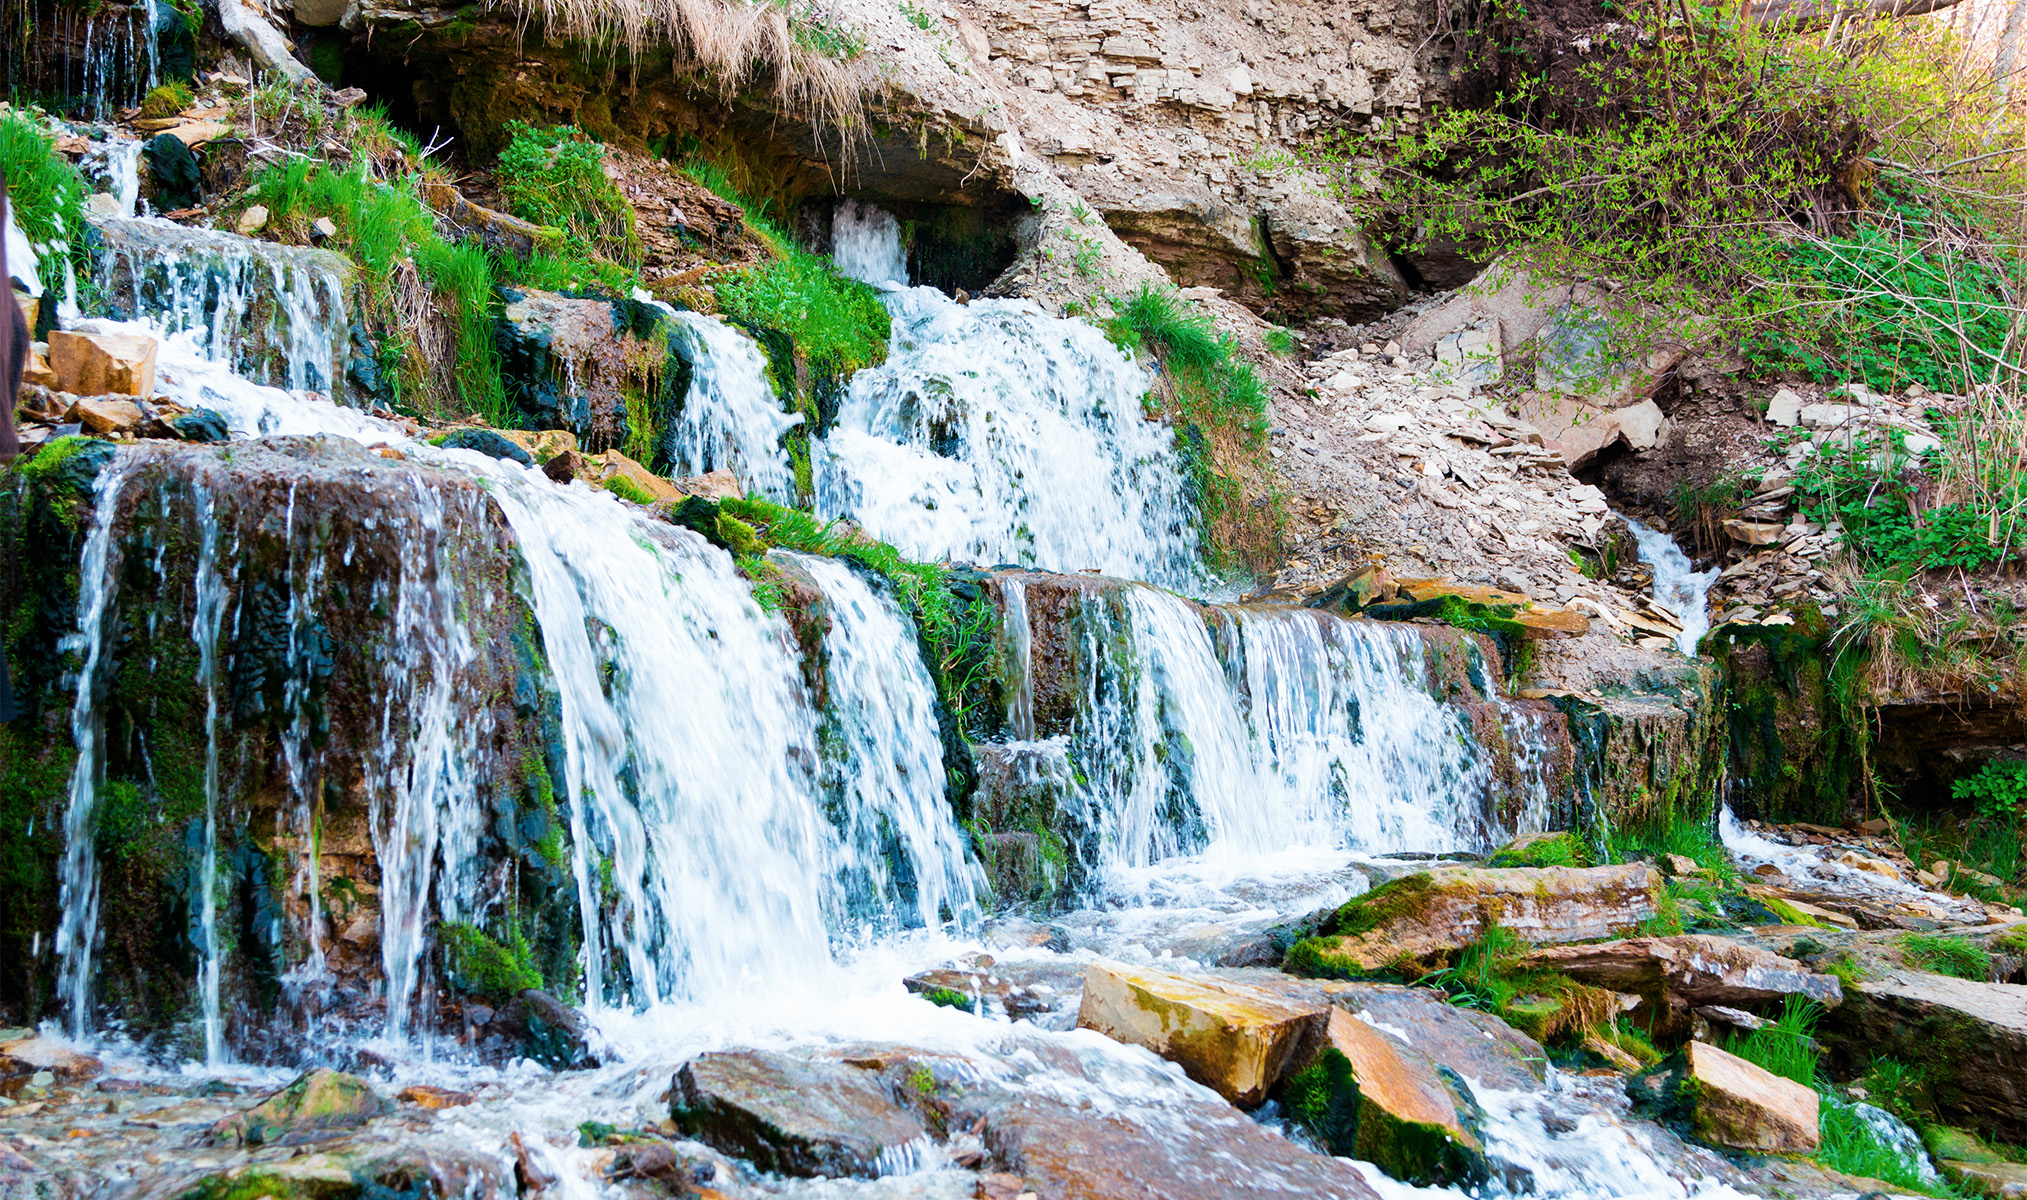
(166, 409), (231, 443)
(1281, 1008), (1489, 1186)
(437, 427), (535, 466)
(1629, 1042), (1819, 1153)
(962, 1087), (1382, 1200)
(1075, 961), (1326, 1107)
(209, 1068), (391, 1146)
(1520, 935), (1842, 1032)
(670, 1050), (928, 1178)
(47, 330), (158, 398)
(66, 396), (145, 434)
(478, 989), (598, 1070)
(1284, 864), (1663, 977)
(1944, 1161), (2027, 1198)
(0, 1036), (102, 1082)
(1767, 387), (1806, 427)
(1826, 970), (2027, 1139)
(675, 468), (744, 501)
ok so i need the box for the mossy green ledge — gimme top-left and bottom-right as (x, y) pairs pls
(1284, 863), (1663, 978)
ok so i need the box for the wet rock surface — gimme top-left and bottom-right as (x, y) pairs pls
(1829, 970), (2027, 1139)
(1286, 864), (1664, 976)
(1521, 935), (1843, 1033)
(1074, 960), (1325, 1106)
(671, 1050), (930, 1179)
(1631, 1042), (1820, 1154)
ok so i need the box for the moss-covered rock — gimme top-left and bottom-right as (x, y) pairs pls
(1707, 617), (1865, 826)
(1283, 864), (1663, 978)
(1281, 1008), (1490, 1187)
(209, 1068), (391, 1147)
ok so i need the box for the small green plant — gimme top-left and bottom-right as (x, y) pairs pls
(1952, 761), (2027, 820)
(1795, 436), (2002, 573)
(1722, 995), (1822, 1086)
(1263, 327), (1295, 355)
(921, 987), (970, 1011)
(898, 0), (935, 29)
(497, 122), (643, 266)
(140, 81), (194, 118)
(600, 474), (657, 507)
(438, 921), (542, 998)
(1899, 932), (1991, 980)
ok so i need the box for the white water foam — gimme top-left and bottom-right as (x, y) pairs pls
(816, 287), (1201, 588)
(1623, 516), (1720, 655)
(661, 309), (802, 500)
(832, 198), (908, 286)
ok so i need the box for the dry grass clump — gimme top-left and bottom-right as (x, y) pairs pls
(509, 0), (870, 143)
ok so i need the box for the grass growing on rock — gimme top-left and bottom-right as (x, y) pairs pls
(244, 160), (510, 425)
(1722, 996), (1822, 1086)
(1899, 933), (1992, 981)
(0, 111), (88, 305)
(707, 189), (891, 381)
(1105, 284), (1282, 576)
(439, 921), (543, 999)
(497, 122), (643, 267)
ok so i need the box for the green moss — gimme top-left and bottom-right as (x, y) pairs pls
(439, 921), (543, 999)
(921, 987), (971, 1011)
(1282, 1046), (1488, 1187)
(140, 81), (194, 118)
(715, 513), (763, 557)
(175, 1171), (334, 1200)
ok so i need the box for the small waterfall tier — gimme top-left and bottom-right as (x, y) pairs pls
(92, 216), (358, 403)
(816, 287), (1202, 588)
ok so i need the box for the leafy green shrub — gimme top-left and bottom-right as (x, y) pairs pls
(1795, 437), (2004, 573)
(1899, 933), (1991, 981)
(1750, 186), (2021, 396)
(1723, 996), (1822, 1086)
(1952, 761), (2027, 820)
(497, 123), (642, 266)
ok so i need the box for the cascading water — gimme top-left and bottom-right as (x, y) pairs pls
(1623, 515), (1720, 655)
(660, 309), (801, 500)
(990, 576), (1557, 899)
(831, 198), (909, 286)
(788, 552), (982, 930)
(54, 455), (144, 1038)
(20, 212), (1871, 1200)
(91, 216), (354, 400)
(190, 480), (233, 1065)
(816, 288), (1202, 587)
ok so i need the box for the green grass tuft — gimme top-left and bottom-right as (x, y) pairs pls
(438, 921), (542, 999)
(1722, 995), (1821, 1086)
(0, 112), (89, 304)
(1900, 933), (1992, 981)
(497, 122), (642, 267)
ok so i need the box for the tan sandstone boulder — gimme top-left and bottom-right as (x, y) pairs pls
(1076, 961), (1326, 1107)
(47, 329), (157, 399)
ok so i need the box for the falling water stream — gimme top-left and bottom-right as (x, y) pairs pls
(27, 203), (1824, 1200)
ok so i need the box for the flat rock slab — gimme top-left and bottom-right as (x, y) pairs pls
(1076, 961), (1326, 1107)
(671, 1050), (928, 1179)
(1831, 970), (2027, 1140)
(1286, 863), (1662, 976)
(968, 1090), (1380, 1200)
(1522, 934), (1841, 1030)
(1631, 1043), (1818, 1154)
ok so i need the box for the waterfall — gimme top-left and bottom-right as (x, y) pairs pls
(788, 552), (982, 930)
(190, 480), (233, 1065)
(816, 289), (1201, 588)
(91, 217), (354, 402)
(661, 311), (801, 500)
(832, 199), (908, 286)
(998, 580), (1556, 895)
(55, 453), (145, 1038)
(366, 478), (494, 1038)
(1624, 516), (1720, 655)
